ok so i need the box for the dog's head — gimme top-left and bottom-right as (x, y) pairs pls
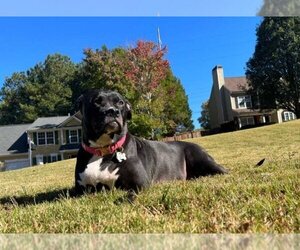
(77, 89), (131, 147)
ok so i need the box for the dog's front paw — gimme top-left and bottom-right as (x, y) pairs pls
(114, 190), (137, 205)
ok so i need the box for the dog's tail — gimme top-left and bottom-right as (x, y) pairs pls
(184, 142), (228, 179)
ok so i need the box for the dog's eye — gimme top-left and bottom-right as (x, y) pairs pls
(117, 100), (125, 106)
(94, 97), (105, 107)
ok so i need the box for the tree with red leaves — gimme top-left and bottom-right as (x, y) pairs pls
(74, 41), (193, 138)
(125, 41), (169, 92)
(123, 41), (170, 138)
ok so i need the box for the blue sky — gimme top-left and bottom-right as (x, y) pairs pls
(0, 17), (262, 128)
(0, 0), (263, 16)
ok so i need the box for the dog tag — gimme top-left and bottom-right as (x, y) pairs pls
(116, 151), (127, 162)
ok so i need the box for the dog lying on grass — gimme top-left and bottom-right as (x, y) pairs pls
(74, 89), (227, 200)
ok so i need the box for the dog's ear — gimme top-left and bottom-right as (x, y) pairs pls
(125, 102), (132, 120)
(76, 95), (84, 113)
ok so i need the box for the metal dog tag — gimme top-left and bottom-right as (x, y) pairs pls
(116, 151), (127, 162)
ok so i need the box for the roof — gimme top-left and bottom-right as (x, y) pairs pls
(27, 116), (69, 131)
(224, 77), (249, 93)
(0, 124), (30, 156)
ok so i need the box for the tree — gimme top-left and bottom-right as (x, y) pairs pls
(160, 71), (194, 135)
(198, 100), (210, 130)
(246, 17), (300, 118)
(258, 0), (300, 16)
(70, 46), (132, 112)
(78, 46), (129, 91)
(0, 54), (76, 124)
(77, 41), (193, 139)
(0, 72), (28, 124)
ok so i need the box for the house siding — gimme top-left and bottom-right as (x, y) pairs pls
(31, 144), (61, 157)
(230, 96), (237, 109)
(0, 154), (28, 161)
(223, 86), (233, 122)
(63, 119), (81, 128)
(209, 84), (220, 129)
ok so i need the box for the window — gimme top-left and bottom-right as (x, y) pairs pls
(35, 155), (44, 165)
(237, 95), (252, 109)
(69, 130), (78, 143)
(240, 117), (255, 127)
(37, 131), (55, 145)
(38, 132), (46, 145)
(46, 132), (54, 144)
(283, 111), (296, 121)
(34, 154), (60, 165)
(66, 129), (81, 144)
(51, 154), (58, 162)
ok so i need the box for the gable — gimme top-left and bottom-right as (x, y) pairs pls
(59, 116), (81, 128)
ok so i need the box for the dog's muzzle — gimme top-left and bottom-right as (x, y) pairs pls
(103, 108), (122, 134)
(105, 121), (120, 134)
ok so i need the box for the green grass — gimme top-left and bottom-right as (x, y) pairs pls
(0, 120), (299, 233)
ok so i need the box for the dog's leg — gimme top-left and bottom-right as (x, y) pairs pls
(74, 181), (86, 196)
(126, 189), (137, 203)
(115, 158), (150, 203)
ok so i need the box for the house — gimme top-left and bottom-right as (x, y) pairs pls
(208, 65), (297, 130)
(0, 124), (31, 171)
(0, 112), (82, 171)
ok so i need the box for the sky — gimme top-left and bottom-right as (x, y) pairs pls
(0, 1), (263, 129)
(0, 17), (262, 129)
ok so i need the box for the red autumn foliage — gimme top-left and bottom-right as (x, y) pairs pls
(125, 41), (169, 92)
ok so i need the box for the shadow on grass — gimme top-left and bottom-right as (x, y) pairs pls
(0, 188), (79, 208)
(0, 188), (131, 208)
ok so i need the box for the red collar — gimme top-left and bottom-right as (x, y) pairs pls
(82, 134), (127, 157)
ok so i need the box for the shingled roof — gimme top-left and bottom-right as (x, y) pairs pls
(0, 124), (30, 156)
(224, 77), (249, 93)
(27, 116), (69, 131)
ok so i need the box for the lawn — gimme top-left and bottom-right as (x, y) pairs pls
(0, 120), (299, 233)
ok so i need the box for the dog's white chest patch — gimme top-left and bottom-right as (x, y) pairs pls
(78, 155), (119, 189)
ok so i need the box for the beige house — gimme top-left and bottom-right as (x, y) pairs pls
(0, 112), (82, 171)
(208, 65), (297, 130)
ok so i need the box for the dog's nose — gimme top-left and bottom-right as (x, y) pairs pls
(106, 108), (120, 117)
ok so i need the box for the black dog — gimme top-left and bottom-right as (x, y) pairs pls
(75, 89), (227, 197)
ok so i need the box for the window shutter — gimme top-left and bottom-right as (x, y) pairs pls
(47, 156), (51, 163)
(58, 155), (62, 161)
(43, 156), (47, 164)
(66, 130), (70, 144)
(78, 129), (82, 143)
(33, 157), (37, 166)
(33, 132), (37, 145)
(55, 131), (59, 144)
